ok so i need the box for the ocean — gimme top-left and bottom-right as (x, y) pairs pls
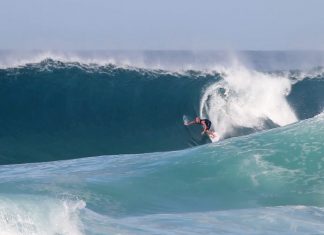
(0, 50), (323, 234)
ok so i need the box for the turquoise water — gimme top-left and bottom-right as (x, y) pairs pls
(0, 51), (324, 234)
(0, 113), (323, 234)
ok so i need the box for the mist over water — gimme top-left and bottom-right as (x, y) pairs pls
(2, 50), (324, 70)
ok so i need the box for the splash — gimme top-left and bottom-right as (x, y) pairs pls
(200, 64), (298, 138)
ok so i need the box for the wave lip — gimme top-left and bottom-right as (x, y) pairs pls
(2, 50), (324, 71)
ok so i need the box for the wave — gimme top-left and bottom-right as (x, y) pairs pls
(0, 113), (323, 234)
(0, 59), (323, 164)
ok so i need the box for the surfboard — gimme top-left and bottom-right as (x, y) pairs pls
(207, 131), (220, 142)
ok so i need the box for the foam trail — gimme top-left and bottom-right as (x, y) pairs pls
(82, 206), (324, 235)
(200, 64), (298, 139)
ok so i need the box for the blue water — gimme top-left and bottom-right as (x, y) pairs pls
(0, 51), (323, 234)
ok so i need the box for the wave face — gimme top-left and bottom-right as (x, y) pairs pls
(0, 113), (323, 234)
(0, 59), (211, 164)
(0, 56), (324, 164)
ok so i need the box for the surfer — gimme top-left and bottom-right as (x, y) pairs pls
(185, 117), (217, 138)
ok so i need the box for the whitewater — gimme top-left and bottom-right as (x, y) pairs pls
(0, 50), (323, 235)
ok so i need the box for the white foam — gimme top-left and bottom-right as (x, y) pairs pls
(200, 63), (298, 138)
(0, 195), (85, 235)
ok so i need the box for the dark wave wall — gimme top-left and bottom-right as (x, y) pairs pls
(0, 60), (216, 164)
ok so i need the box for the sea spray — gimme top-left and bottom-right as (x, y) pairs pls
(200, 65), (298, 138)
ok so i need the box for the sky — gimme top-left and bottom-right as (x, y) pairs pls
(0, 0), (324, 50)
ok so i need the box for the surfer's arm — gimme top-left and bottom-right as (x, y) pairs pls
(185, 120), (196, 126)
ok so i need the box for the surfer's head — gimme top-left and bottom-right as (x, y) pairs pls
(195, 117), (201, 123)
